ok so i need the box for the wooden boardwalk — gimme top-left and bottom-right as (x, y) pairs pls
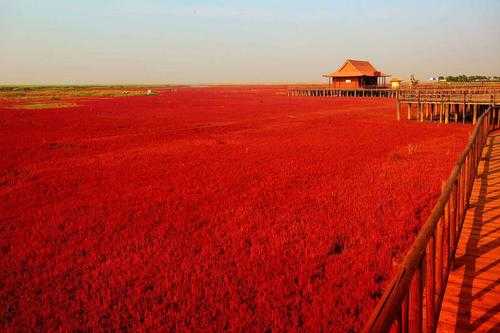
(437, 130), (500, 333)
(287, 87), (397, 98)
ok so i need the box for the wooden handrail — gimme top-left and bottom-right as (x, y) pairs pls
(398, 89), (499, 104)
(363, 105), (500, 333)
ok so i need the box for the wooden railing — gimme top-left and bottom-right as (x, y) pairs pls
(412, 82), (500, 90)
(363, 105), (500, 333)
(398, 88), (500, 104)
(287, 87), (397, 98)
(358, 84), (391, 89)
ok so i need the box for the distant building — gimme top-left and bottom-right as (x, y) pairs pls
(323, 59), (389, 89)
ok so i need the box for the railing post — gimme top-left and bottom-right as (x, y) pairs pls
(452, 181), (458, 248)
(402, 295), (409, 333)
(418, 92), (423, 122)
(435, 216), (443, 297)
(463, 93), (466, 124)
(496, 107), (500, 129)
(425, 237), (436, 332)
(409, 262), (423, 333)
(444, 194), (450, 275)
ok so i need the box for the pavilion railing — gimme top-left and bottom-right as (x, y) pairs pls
(363, 105), (500, 333)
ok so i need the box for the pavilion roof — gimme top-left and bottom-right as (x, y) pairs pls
(323, 59), (389, 78)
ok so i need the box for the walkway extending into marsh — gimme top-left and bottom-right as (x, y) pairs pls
(437, 130), (500, 333)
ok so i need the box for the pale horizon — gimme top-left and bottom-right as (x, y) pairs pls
(1, 0), (500, 85)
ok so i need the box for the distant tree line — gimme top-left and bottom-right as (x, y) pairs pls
(437, 75), (500, 82)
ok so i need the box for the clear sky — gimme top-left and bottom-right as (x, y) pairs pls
(1, 0), (499, 84)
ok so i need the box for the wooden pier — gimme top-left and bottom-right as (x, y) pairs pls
(363, 106), (500, 333)
(437, 130), (500, 332)
(287, 87), (397, 98)
(287, 85), (500, 125)
(397, 88), (500, 124)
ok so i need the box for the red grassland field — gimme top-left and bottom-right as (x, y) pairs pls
(0, 86), (470, 332)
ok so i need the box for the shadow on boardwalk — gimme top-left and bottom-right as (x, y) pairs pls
(438, 131), (500, 333)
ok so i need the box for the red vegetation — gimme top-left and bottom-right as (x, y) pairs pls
(0, 87), (470, 332)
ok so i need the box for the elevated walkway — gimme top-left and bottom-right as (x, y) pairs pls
(438, 130), (500, 332)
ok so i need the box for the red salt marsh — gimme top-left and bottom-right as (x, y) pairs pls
(0, 86), (470, 332)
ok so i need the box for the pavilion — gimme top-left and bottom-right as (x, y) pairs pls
(323, 59), (389, 89)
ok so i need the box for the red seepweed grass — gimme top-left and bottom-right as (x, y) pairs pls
(0, 86), (470, 332)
